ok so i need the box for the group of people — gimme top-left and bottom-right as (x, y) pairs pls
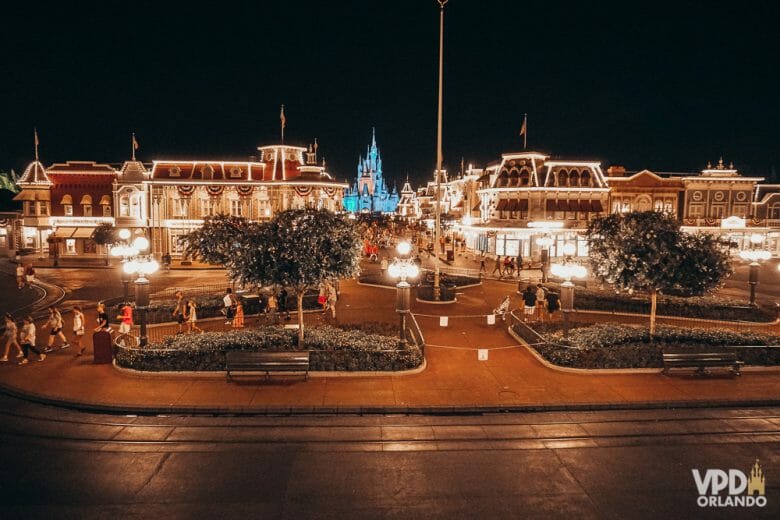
(15, 264), (36, 289)
(317, 281), (339, 319)
(521, 284), (560, 322)
(1, 305), (88, 365)
(487, 255), (524, 279)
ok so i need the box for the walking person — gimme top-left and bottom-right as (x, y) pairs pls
(516, 253), (523, 278)
(535, 284), (547, 322)
(546, 290), (560, 320)
(232, 298), (245, 328)
(16, 264), (25, 289)
(72, 306), (87, 356)
(318, 283), (328, 311)
(223, 288), (236, 325)
(278, 289), (291, 321)
(185, 300), (203, 333)
(172, 290), (186, 333)
(44, 306), (69, 352)
(24, 265), (35, 287)
(503, 256), (514, 278)
(380, 257), (388, 277)
(521, 285), (537, 322)
(326, 281), (338, 319)
(94, 303), (110, 333)
(266, 291), (278, 324)
(492, 255), (503, 278)
(479, 251), (487, 274)
(1, 314), (23, 362)
(18, 316), (45, 365)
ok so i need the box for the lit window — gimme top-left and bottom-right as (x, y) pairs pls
(66, 239), (76, 254)
(64, 205), (73, 216)
(230, 199), (242, 216)
(103, 205), (112, 217)
(120, 196), (130, 217)
(83, 205), (92, 217)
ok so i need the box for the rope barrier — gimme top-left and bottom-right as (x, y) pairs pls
(425, 343), (520, 351)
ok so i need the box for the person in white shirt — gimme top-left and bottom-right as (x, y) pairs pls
(223, 288), (236, 325)
(19, 316), (45, 364)
(72, 306), (86, 356)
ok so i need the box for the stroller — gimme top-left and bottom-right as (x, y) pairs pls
(493, 295), (511, 322)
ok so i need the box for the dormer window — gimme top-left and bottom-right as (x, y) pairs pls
(60, 194), (73, 216)
(80, 194), (93, 217)
(99, 195), (111, 217)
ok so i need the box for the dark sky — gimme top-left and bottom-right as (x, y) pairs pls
(2, 1), (779, 187)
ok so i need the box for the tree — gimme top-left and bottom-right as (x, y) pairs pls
(183, 209), (362, 346)
(91, 223), (119, 266)
(586, 211), (731, 334)
(180, 214), (258, 266)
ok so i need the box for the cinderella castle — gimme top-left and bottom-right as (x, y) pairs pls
(343, 129), (399, 214)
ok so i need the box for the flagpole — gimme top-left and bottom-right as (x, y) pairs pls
(132, 132), (136, 161)
(433, 0), (448, 301)
(280, 104), (285, 144)
(523, 113), (527, 150)
(34, 128), (39, 162)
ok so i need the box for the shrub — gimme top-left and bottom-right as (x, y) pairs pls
(513, 322), (780, 369)
(115, 324), (423, 372)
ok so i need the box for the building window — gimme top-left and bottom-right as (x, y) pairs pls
(83, 205), (92, 217)
(710, 205), (725, 218)
(732, 204), (748, 218)
(64, 205), (73, 216)
(689, 204), (704, 217)
(103, 205), (112, 217)
(173, 199), (189, 218)
(65, 239), (76, 254)
(230, 199), (242, 216)
(120, 196), (130, 217)
(200, 198), (214, 217)
(38, 202), (49, 215)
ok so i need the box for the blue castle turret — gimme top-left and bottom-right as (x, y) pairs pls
(343, 128), (399, 214)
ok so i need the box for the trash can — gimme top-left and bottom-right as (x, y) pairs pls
(446, 250), (454, 262)
(92, 330), (113, 364)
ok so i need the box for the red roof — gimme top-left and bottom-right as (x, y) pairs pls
(151, 162), (260, 181)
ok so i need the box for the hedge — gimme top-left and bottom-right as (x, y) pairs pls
(514, 323), (780, 369)
(114, 324), (423, 372)
(544, 283), (776, 322)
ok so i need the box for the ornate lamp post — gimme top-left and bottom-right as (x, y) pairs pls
(111, 229), (139, 303)
(740, 233), (771, 306)
(536, 235), (553, 283)
(123, 253), (159, 348)
(388, 241), (420, 349)
(550, 243), (587, 339)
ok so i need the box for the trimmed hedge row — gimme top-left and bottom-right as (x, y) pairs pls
(114, 324), (423, 372)
(513, 323), (780, 369)
(547, 284), (777, 322)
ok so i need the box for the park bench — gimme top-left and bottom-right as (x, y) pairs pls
(662, 352), (743, 376)
(226, 351), (310, 381)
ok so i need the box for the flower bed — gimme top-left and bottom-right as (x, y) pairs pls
(114, 324), (423, 372)
(543, 283), (776, 322)
(513, 322), (780, 369)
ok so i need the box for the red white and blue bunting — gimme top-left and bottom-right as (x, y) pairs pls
(236, 185), (254, 197)
(206, 185), (224, 197)
(294, 186), (313, 198)
(322, 186), (338, 198)
(177, 185), (196, 197)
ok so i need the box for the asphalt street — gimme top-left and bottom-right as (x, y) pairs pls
(0, 394), (777, 519)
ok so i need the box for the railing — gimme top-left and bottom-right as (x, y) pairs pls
(152, 282), (237, 301)
(406, 312), (425, 356)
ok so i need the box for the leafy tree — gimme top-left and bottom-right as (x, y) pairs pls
(183, 209), (362, 346)
(180, 214), (258, 266)
(586, 211), (731, 334)
(0, 170), (19, 193)
(90, 223), (119, 266)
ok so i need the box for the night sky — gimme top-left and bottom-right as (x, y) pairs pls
(2, 1), (779, 188)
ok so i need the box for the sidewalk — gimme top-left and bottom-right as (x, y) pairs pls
(1, 278), (779, 414)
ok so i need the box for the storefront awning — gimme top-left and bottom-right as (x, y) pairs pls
(496, 199), (509, 211)
(53, 227), (95, 239)
(556, 199), (570, 211)
(545, 199), (556, 211)
(506, 199), (518, 211)
(517, 199), (529, 211)
(591, 200), (604, 212)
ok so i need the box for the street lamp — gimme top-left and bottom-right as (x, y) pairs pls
(550, 243), (587, 340)
(388, 241), (419, 349)
(123, 256), (160, 347)
(111, 229), (141, 302)
(740, 233), (771, 306)
(536, 235), (554, 283)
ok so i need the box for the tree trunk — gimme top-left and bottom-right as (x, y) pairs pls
(649, 288), (657, 336)
(104, 247), (110, 267)
(296, 291), (305, 347)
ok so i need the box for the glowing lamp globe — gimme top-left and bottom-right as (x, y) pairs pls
(388, 263), (401, 279)
(406, 263), (420, 279)
(563, 243), (577, 256)
(140, 259), (160, 275)
(118, 229), (131, 240)
(396, 241), (412, 256)
(132, 236), (150, 251)
(750, 233), (765, 245)
(110, 245), (124, 257)
(123, 260), (140, 275)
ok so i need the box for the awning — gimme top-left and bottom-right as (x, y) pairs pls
(545, 199), (556, 211)
(496, 199), (509, 211)
(591, 200), (604, 212)
(517, 199), (529, 211)
(53, 227), (95, 239)
(506, 199), (518, 211)
(577, 200), (590, 212)
(556, 199), (570, 211)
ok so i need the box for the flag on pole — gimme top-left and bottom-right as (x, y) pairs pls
(132, 134), (139, 151)
(34, 128), (39, 147)
(519, 113), (527, 149)
(280, 105), (286, 129)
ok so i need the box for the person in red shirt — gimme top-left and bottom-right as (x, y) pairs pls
(117, 305), (133, 335)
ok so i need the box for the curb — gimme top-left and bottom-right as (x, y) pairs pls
(2, 381), (779, 416)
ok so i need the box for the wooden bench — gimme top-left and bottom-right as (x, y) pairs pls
(226, 351), (310, 381)
(662, 352), (743, 376)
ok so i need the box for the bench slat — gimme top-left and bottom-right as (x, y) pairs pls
(226, 351), (310, 381)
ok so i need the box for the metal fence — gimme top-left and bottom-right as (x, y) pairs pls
(406, 312), (425, 356)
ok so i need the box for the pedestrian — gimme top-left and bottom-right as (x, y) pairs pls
(492, 255), (503, 278)
(504, 256), (515, 277)
(326, 281), (338, 319)
(163, 253), (172, 272)
(233, 298), (245, 328)
(172, 290), (186, 333)
(479, 251), (487, 274)
(546, 290), (560, 319)
(94, 303), (110, 333)
(266, 292), (278, 324)
(278, 289), (291, 320)
(516, 253), (523, 277)
(18, 316), (45, 365)
(521, 285), (537, 322)
(117, 303), (133, 336)
(44, 306), (69, 352)
(72, 306), (86, 356)
(1, 314), (23, 362)
(318, 283), (327, 310)
(24, 265), (35, 286)
(16, 264), (25, 289)
(185, 300), (203, 333)
(223, 288), (236, 325)
(380, 256), (388, 277)
(535, 284), (547, 322)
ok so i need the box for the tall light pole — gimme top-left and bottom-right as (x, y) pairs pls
(389, 241), (420, 349)
(433, 0), (448, 300)
(740, 233), (770, 306)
